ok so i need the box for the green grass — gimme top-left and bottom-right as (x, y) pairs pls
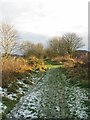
(79, 80), (89, 88)
(17, 82), (24, 88)
(16, 93), (24, 101)
(60, 67), (89, 88)
(0, 113), (2, 120)
(46, 64), (64, 69)
(2, 96), (17, 120)
(2, 94), (23, 120)
(44, 59), (56, 65)
(7, 82), (19, 93)
(44, 58), (64, 69)
(23, 79), (33, 85)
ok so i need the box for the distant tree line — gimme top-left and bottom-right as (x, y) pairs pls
(46, 33), (84, 58)
(21, 41), (44, 58)
(0, 23), (84, 58)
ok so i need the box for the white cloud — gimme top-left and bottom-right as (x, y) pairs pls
(0, 0), (89, 49)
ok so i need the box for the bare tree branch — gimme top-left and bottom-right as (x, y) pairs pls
(0, 23), (19, 57)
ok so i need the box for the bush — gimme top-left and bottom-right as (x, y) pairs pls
(2, 56), (47, 87)
(65, 61), (88, 88)
(27, 56), (47, 72)
(51, 55), (77, 67)
(2, 57), (32, 87)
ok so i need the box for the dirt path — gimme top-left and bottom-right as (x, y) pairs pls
(6, 68), (89, 120)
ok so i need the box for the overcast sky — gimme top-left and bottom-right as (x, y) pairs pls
(0, 0), (89, 49)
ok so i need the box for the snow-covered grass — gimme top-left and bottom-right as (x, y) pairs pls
(1, 71), (44, 119)
(6, 68), (90, 120)
(60, 73), (90, 119)
(1, 66), (89, 120)
(65, 86), (89, 119)
(0, 101), (7, 113)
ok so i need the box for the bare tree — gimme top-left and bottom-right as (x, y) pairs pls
(21, 41), (44, 58)
(0, 23), (19, 57)
(34, 43), (44, 58)
(49, 37), (60, 56)
(48, 36), (66, 57)
(62, 33), (84, 55)
(21, 41), (34, 57)
(58, 39), (66, 56)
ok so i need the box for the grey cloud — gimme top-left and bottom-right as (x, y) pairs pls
(0, 2), (29, 22)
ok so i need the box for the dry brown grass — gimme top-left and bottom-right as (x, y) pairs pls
(2, 57), (32, 87)
(52, 54), (85, 68)
(1, 56), (47, 87)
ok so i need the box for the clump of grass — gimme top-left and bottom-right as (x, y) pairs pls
(17, 82), (24, 88)
(64, 61), (88, 88)
(16, 93), (24, 101)
(23, 79), (33, 85)
(2, 96), (17, 120)
(7, 82), (19, 93)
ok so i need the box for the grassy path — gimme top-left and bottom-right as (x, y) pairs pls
(6, 67), (89, 120)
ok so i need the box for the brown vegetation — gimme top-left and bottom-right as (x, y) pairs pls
(2, 56), (47, 87)
(50, 52), (88, 87)
(0, 23), (88, 88)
